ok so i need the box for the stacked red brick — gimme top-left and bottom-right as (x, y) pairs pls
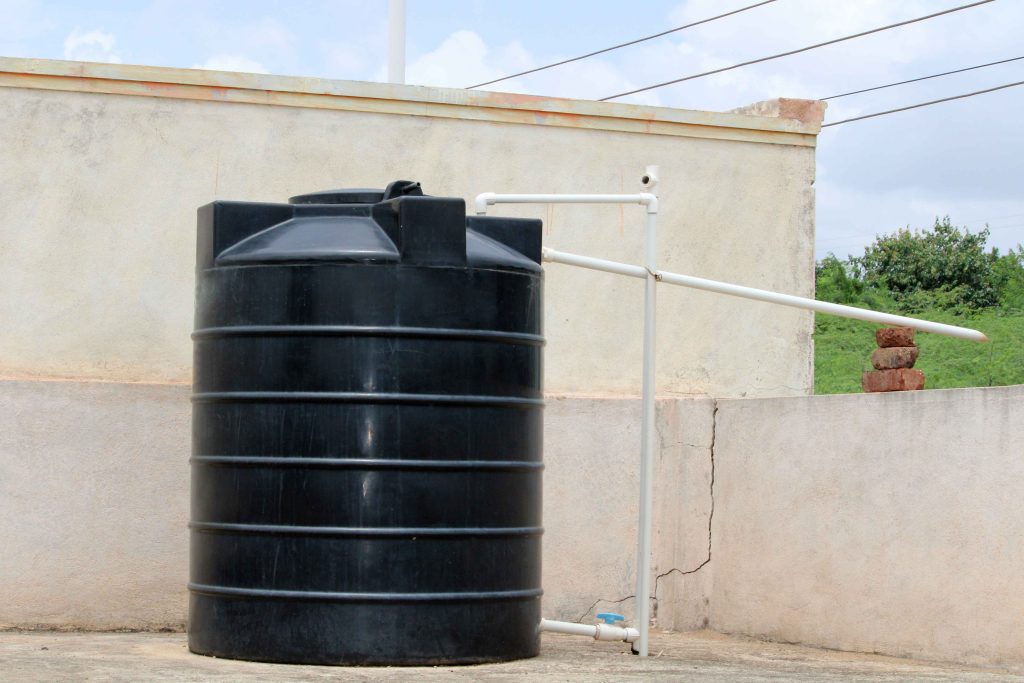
(862, 327), (925, 392)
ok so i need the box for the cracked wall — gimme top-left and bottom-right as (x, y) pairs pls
(542, 395), (716, 631)
(7, 377), (1022, 671)
(0, 381), (718, 632)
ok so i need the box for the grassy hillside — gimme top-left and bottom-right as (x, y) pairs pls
(814, 308), (1024, 394)
(813, 219), (1024, 394)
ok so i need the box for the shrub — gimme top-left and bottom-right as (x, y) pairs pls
(854, 217), (999, 310)
(993, 246), (1024, 312)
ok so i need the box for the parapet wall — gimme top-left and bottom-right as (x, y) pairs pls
(711, 385), (1024, 670)
(3, 379), (1021, 672)
(0, 379), (714, 632)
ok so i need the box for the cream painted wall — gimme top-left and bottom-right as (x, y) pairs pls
(0, 379), (713, 632)
(0, 59), (819, 397)
(711, 385), (1024, 669)
(5, 379), (1023, 670)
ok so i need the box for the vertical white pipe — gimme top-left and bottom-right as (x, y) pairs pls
(635, 210), (658, 657)
(388, 0), (406, 84)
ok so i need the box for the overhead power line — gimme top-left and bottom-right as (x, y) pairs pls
(599, 0), (995, 101)
(822, 79), (1024, 127)
(822, 55), (1024, 100)
(466, 0), (777, 89)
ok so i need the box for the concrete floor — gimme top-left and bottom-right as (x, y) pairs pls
(1, 630), (1020, 682)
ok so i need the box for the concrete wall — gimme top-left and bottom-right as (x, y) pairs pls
(0, 379), (714, 632)
(0, 380), (189, 630)
(5, 380), (1023, 671)
(0, 57), (821, 398)
(711, 385), (1024, 669)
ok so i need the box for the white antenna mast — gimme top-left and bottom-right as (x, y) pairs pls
(388, 0), (406, 84)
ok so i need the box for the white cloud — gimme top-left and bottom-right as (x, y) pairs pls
(63, 27), (122, 64)
(192, 55), (269, 74)
(816, 180), (1024, 260)
(189, 16), (293, 75)
(407, 30), (517, 90)
(239, 17), (292, 54)
(405, 29), (663, 106)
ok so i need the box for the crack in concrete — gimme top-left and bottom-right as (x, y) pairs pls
(659, 440), (711, 452)
(652, 399), (717, 619)
(574, 594), (635, 624)
(574, 400), (719, 626)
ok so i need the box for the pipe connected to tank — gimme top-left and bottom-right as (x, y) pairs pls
(476, 184), (661, 656)
(540, 618), (640, 643)
(540, 248), (989, 342)
(474, 175), (987, 659)
(474, 192), (658, 215)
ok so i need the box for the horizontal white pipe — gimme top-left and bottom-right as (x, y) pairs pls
(474, 192), (658, 215)
(539, 618), (640, 643)
(541, 247), (988, 343)
(543, 247), (647, 278)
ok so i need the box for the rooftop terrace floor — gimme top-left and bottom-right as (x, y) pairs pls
(1, 630), (1017, 682)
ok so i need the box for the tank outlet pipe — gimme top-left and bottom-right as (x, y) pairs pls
(474, 192), (658, 215)
(540, 618), (640, 643)
(475, 183), (986, 660)
(475, 188), (660, 657)
(540, 248), (989, 343)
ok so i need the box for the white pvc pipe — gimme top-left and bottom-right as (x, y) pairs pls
(537, 248), (646, 277)
(475, 190), (660, 657)
(635, 211), (657, 658)
(388, 0), (406, 84)
(478, 186), (986, 661)
(540, 618), (640, 643)
(474, 192), (658, 215)
(541, 247), (988, 342)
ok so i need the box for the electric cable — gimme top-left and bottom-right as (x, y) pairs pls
(822, 79), (1024, 127)
(822, 55), (1024, 100)
(599, 0), (995, 101)
(466, 0), (777, 89)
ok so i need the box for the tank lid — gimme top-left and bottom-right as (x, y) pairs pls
(289, 180), (425, 205)
(289, 189), (384, 205)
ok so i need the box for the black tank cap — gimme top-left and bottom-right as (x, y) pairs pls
(289, 181), (425, 205)
(288, 188), (385, 205)
(382, 180), (424, 200)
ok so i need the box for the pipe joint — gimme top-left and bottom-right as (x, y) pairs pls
(638, 192), (659, 214)
(474, 192), (496, 215)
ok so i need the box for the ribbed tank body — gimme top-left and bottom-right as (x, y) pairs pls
(189, 184), (544, 665)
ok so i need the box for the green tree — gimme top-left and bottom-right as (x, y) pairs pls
(993, 245), (1024, 312)
(854, 217), (999, 311)
(814, 253), (863, 304)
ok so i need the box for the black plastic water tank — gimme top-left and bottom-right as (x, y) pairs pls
(189, 181), (544, 665)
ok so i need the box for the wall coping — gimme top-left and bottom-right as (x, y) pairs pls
(718, 383), (1024, 407)
(0, 56), (821, 147)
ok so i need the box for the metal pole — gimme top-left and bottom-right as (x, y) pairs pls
(635, 209), (657, 657)
(388, 0), (406, 84)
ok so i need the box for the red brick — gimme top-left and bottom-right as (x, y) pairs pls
(871, 346), (919, 370)
(862, 368), (925, 392)
(876, 327), (916, 348)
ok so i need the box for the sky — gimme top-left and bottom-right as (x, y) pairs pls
(3, 0), (1022, 259)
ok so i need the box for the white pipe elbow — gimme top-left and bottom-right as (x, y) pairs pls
(473, 192), (496, 215)
(638, 192), (658, 214)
